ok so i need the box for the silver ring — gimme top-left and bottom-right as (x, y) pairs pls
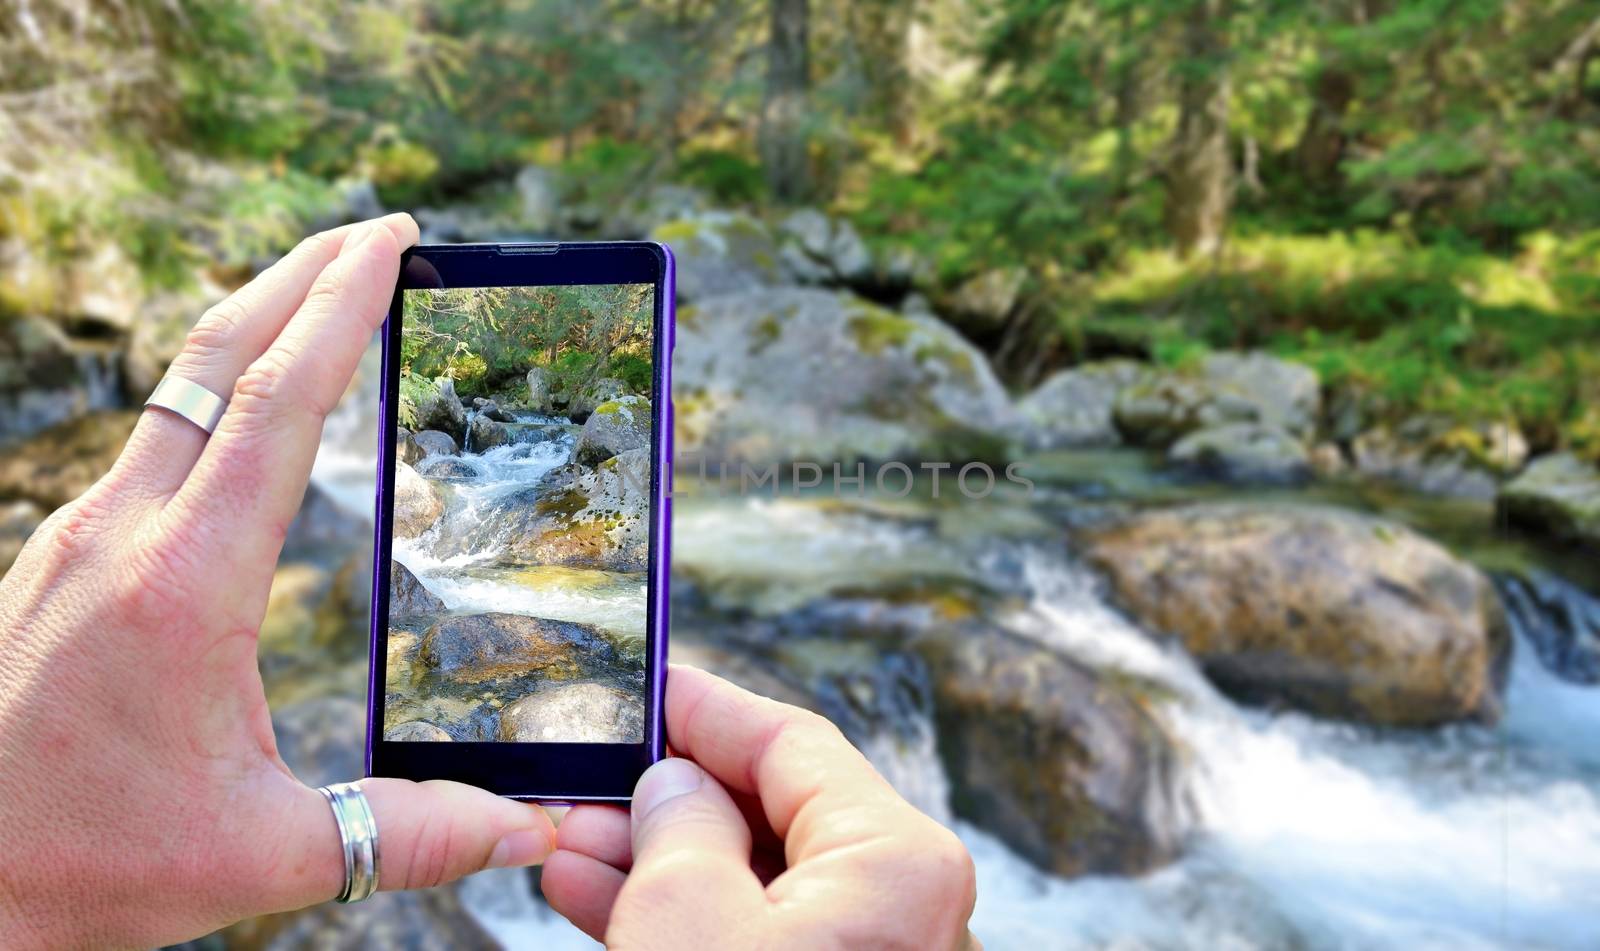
(317, 781), (381, 903)
(144, 374), (228, 434)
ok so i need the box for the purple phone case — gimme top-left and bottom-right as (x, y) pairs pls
(363, 241), (674, 801)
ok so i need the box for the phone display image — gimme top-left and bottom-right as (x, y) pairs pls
(382, 282), (655, 744)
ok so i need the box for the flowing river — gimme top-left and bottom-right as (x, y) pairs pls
(307, 347), (1600, 949)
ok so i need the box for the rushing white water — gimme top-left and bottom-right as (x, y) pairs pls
(309, 368), (1600, 949)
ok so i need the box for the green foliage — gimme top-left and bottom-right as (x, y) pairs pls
(676, 148), (767, 205)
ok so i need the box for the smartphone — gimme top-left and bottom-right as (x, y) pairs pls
(366, 241), (673, 801)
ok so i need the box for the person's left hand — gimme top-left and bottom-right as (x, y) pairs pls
(0, 215), (557, 950)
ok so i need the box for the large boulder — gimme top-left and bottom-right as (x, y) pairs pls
(1016, 361), (1142, 450)
(0, 316), (125, 444)
(0, 409), (138, 509)
(497, 447), (652, 571)
(498, 682), (645, 743)
(942, 267), (1028, 331)
(390, 560), (445, 620)
(1114, 352), (1320, 446)
(1081, 503), (1510, 726)
(383, 720), (453, 742)
(564, 376), (630, 421)
(1351, 416), (1527, 499)
(514, 164), (562, 233)
(575, 394), (651, 465)
(407, 376), (468, 444)
(525, 367), (553, 413)
(1169, 422), (1311, 485)
(467, 414), (512, 451)
(420, 612), (615, 683)
(411, 429), (459, 459)
(1496, 453), (1600, 550)
(393, 462), (444, 538)
(674, 288), (1016, 464)
(649, 212), (783, 301)
(917, 629), (1189, 878)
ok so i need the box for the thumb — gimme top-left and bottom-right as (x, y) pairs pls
(272, 777), (557, 908)
(610, 758), (766, 943)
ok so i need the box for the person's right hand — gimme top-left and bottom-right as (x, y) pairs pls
(541, 664), (981, 949)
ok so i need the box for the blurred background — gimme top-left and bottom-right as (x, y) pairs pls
(4, 0), (1600, 948)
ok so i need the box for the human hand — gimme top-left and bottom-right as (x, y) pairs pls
(542, 664), (980, 950)
(0, 215), (556, 949)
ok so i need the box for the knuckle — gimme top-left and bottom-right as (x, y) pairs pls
(232, 349), (316, 420)
(184, 296), (250, 359)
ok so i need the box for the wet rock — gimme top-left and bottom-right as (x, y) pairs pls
(1082, 503), (1510, 725)
(1309, 441), (1347, 479)
(468, 414), (512, 450)
(390, 560), (446, 620)
(498, 448), (652, 571)
(917, 629), (1189, 878)
(1351, 416), (1527, 499)
(397, 427), (424, 466)
(285, 482), (371, 556)
(649, 212), (783, 301)
(472, 398), (514, 423)
(0, 409), (138, 509)
(1016, 361), (1143, 450)
(498, 682), (645, 743)
(1495, 569), (1600, 685)
(525, 367), (553, 413)
(420, 612), (614, 683)
(1169, 423), (1311, 485)
(393, 462), (444, 538)
(417, 456), (478, 480)
(1497, 453), (1600, 550)
(0, 500), (44, 576)
(1114, 352), (1320, 446)
(383, 720), (453, 742)
(412, 429), (459, 459)
(408, 376), (468, 444)
(575, 394), (651, 465)
(675, 288), (1015, 464)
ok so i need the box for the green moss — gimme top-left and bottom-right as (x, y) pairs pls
(750, 312), (782, 353)
(652, 219), (704, 243)
(847, 302), (917, 355)
(536, 488), (590, 518)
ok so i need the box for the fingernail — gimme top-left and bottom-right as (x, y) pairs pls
(633, 757), (704, 819)
(487, 828), (553, 869)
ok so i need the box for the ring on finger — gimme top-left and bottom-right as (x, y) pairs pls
(144, 374), (230, 435)
(317, 781), (381, 903)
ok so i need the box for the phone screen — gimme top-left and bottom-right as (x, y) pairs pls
(382, 282), (656, 745)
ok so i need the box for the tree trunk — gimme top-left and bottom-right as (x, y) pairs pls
(1165, 0), (1231, 258)
(1294, 65), (1354, 185)
(761, 0), (811, 203)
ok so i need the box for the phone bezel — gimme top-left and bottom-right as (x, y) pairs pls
(366, 241), (673, 802)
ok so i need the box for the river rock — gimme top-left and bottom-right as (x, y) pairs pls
(1114, 351), (1320, 446)
(1351, 416), (1527, 499)
(417, 456), (478, 480)
(390, 560), (445, 619)
(473, 398), (514, 423)
(674, 288), (1016, 464)
(1016, 360), (1143, 450)
(944, 267), (1028, 329)
(0, 409), (138, 509)
(1169, 422), (1311, 485)
(1081, 503), (1509, 725)
(575, 394), (651, 465)
(412, 429), (459, 459)
(526, 367), (553, 413)
(468, 414), (512, 451)
(393, 461), (444, 538)
(600, 183), (710, 238)
(650, 212), (783, 301)
(396, 427), (424, 466)
(498, 682), (645, 743)
(917, 629), (1188, 878)
(1496, 453), (1600, 550)
(383, 720), (453, 742)
(500, 447), (652, 571)
(420, 612), (614, 682)
(409, 376), (468, 444)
